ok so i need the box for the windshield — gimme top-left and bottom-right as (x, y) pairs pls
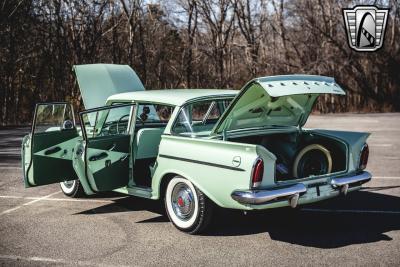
(172, 99), (232, 136)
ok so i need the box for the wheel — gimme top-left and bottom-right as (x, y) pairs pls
(165, 176), (213, 234)
(60, 180), (85, 198)
(293, 144), (332, 178)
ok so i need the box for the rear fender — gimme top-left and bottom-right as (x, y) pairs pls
(151, 135), (260, 209)
(311, 129), (370, 172)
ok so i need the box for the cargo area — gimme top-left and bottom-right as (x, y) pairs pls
(229, 130), (348, 182)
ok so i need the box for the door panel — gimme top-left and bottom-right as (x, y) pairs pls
(85, 135), (130, 191)
(80, 103), (135, 192)
(24, 103), (79, 187)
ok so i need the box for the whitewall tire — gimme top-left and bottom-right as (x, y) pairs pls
(60, 180), (85, 198)
(165, 176), (213, 234)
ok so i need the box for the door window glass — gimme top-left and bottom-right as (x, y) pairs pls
(81, 104), (134, 139)
(34, 103), (75, 133)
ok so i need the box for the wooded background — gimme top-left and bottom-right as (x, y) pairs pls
(1, 0), (399, 125)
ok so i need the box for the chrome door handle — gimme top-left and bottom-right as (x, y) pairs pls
(120, 154), (129, 162)
(108, 143), (116, 151)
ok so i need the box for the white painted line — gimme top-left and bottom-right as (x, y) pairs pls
(0, 166), (22, 169)
(302, 208), (400, 215)
(369, 144), (393, 147)
(0, 191), (61, 216)
(0, 254), (129, 267)
(0, 195), (114, 203)
(373, 176), (400, 179)
(40, 197), (115, 203)
(382, 156), (400, 160)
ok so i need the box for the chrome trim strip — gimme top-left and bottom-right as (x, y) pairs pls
(159, 154), (246, 172)
(231, 183), (307, 205)
(331, 171), (372, 188)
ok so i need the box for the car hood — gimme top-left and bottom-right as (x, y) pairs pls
(73, 64), (144, 109)
(212, 75), (345, 134)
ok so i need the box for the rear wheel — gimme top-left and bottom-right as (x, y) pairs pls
(60, 180), (85, 198)
(165, 176), (213, 234)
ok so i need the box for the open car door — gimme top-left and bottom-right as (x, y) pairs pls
(23, 103), (79, 187)
(78, 103), (136, 192)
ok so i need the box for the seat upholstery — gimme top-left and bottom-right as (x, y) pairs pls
(133, 128), (165, 160)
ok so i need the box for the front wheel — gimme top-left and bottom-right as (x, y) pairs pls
(165, 176), (213, 234)
(60, 180), (85, 198)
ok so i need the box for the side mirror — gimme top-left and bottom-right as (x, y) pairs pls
(62, 120), (74, 130)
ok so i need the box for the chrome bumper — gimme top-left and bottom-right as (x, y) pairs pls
(331, 171), (372, 195)
(231, 183), (307, 208)
(231, 171), (372, 208)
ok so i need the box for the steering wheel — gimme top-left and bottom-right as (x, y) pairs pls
(116, 114), (130, 134)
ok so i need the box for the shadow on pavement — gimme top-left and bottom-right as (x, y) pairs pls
(76, 190), (400, 248)
(75, 196), (165, 216)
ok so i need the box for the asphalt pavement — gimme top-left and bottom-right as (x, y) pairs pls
(0, 113), (399, 266)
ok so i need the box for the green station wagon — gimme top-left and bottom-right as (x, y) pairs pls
(22, 64), (371, 234)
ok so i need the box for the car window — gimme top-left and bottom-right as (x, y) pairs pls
(172, 99), (232, 136)
(136, 104), (174, 124)
(34, 103), (74, 133)
(81, 104), (134, 138)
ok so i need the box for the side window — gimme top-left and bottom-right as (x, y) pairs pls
(136, 104), (174, 125)
(80, 104), (134, 139)
(172, 99), (232, 135)
(34, 103), (75, 133)
(192, 101), (221, 121)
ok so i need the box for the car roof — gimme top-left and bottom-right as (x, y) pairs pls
(107, 89), (238, 106)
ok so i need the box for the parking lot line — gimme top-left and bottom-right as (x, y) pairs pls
(0, 195), (114, 203)
(0, 191), (61, 216)
(302, 208), (400, 215)
(373, 176), (400, 179)
(0, 166), (21, 169)
(0, 254), (129, 267)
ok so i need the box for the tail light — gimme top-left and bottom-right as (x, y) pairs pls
(359, 144), (369, 170)
(251, 158), (264, 188)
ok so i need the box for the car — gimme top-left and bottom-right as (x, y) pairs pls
(22, 64), (372, 234)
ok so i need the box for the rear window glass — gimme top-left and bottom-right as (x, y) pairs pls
(172, 99), (232, 136)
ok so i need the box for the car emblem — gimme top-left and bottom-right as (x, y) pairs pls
(342, 5), (389, 52)
(232, 156), (241, 167)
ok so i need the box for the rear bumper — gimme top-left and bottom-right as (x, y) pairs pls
(231, 171), (372, 208)
(331, 171), (371, 190)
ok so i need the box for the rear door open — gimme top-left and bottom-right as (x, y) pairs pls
(78, 103), (136, 192)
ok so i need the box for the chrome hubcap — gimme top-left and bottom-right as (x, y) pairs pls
(62, 180), (75, 189)
(171, 182), (194, 221)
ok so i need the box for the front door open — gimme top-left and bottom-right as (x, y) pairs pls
(23, 102), (79, 187)
(79, 103), (135, 192)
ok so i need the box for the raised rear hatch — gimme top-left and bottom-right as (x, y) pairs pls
(212, 75), (346, 134)
(73, 64), (145, 109)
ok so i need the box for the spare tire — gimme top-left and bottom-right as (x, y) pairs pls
(293, 144), (332, 178)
